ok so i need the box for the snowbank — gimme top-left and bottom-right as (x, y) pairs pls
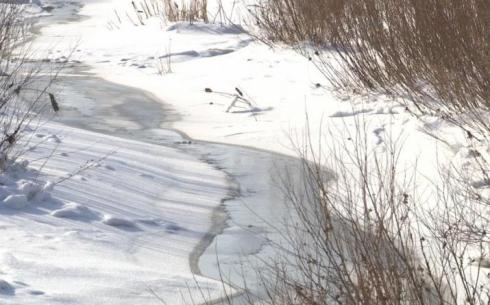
(0, 122), (230, 305)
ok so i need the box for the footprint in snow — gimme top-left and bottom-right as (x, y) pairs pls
(104, 165), (116, 171)
(165, 223), (183, 234)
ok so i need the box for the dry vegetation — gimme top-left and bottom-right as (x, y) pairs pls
(162, 0), (208, 23)
(189, 1), (490, 305)
(123, 0), (209, 26)
(261, 125), (490, 305)
(255, 0), (490, 135)
(196, 123), (489, 305)
(0, 3), (58, 169)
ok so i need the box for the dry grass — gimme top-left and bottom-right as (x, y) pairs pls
(250, 1), (490, 303)
(114, 0), (209, 28)
(254, 0), (490, 135)
(162, 0), (208, 23)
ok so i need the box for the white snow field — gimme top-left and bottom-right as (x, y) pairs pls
(0, 0), (487, 304)
(31, 0), (474, 166)
(0, 123), (233, 305)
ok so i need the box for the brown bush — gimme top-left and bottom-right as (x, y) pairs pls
(255, 0), (490, 135)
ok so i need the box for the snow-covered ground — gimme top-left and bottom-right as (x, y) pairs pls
(31, 0), (474, 164)
(1, 0), (488, 304)
(1, 2), (312, 304)
(1, 122), (233, 304)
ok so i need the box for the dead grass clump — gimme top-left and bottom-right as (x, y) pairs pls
(162, 0), (209, 23)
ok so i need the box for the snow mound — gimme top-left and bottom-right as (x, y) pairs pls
(51, 203), (98, 221)
(0, 160), (54, 211)
(18, 180), (43, 200)
(102, 215), (139, 229)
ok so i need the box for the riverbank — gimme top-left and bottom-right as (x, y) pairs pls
(16, 1), (307, 304)
(16, 0), (481, 304)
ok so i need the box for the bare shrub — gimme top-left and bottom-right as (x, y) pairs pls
(254, 0), (490, 135)
(253, 0), (335, 45)
(266, 124), (489, 305)
(190, 119), (489, 305)
(0, 3), (58, 169)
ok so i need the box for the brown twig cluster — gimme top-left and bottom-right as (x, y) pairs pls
(0, 3), (59, 170)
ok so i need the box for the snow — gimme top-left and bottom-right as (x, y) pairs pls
(3, 194), (29, 209)
(0, 123), (232, 305)
(50, 202), (98, 220)
(102, 214), (139, 229)
(3, 0), (486, 304)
